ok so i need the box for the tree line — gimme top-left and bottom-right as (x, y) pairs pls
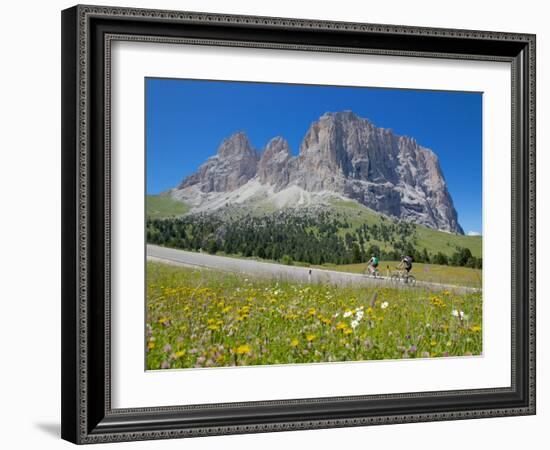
(146, 209), (481, 269)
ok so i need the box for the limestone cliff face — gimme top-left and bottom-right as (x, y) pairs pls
(258, 136), (292, 190)
(174, 111), (463, 234)
(177, 131), (258, 192)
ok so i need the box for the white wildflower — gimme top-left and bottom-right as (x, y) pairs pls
(381, 302), (389, 310)
(343, 311), (353, 318)
(351, 320), (359, 329)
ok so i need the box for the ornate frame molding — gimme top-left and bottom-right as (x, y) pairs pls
(62, 4), (536, 444)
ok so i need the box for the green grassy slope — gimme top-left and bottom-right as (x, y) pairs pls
(415, 227), (482, 258)
(317, 261), (482, 288)
(329, 199), (481, 258)
(146, 194), (190, 219)
(146, 196), (481, 270)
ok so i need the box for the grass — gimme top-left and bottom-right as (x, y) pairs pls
(330, 199), (482, 258)
(415, 227), (482, 259)
(146, 261), (482, 370)
(146, 194), (190, 219)
(317, 261), (482, 288)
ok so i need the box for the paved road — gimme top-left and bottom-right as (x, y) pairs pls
(147, 245), (479, 293)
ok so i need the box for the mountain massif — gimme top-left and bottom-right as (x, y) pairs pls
(171, 111), (463, 234)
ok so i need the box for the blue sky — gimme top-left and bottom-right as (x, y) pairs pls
(146, 78), (482, 234)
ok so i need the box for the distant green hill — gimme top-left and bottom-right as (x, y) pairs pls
(147, 196), (481, 268)
(146, 194), (190, 219)
(329, 199), (481, 258)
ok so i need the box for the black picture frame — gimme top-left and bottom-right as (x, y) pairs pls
(61, 4), (536, 444)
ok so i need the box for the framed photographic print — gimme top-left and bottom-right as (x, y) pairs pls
(61, 4), (536, 444)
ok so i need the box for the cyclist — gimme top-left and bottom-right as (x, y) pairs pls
(366, 254), (379, 276)
(399, 255), (413, 274)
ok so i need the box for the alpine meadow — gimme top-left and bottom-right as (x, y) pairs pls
(145, 79), (483, 370)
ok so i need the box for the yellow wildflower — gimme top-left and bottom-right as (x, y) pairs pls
(336, 322), (347, 331)
(306, 334), (316, 342)
(430, 297), (446, 308)
(290, 338), (299, 347)
(235, 344), (251, 355)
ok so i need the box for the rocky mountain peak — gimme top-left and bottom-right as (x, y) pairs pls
(174, 111), (464, 234)
(217, 131), (257, 159)
(177, 131), (258, 192)
(320, 110), (363, 123)
(258, 136), (292, 189)
(264, 136), (291, 156)
(260, 137), (292, 167)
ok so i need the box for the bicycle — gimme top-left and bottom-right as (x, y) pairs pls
(364, 265), (380, 278)
(390, 267), (416, 285)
